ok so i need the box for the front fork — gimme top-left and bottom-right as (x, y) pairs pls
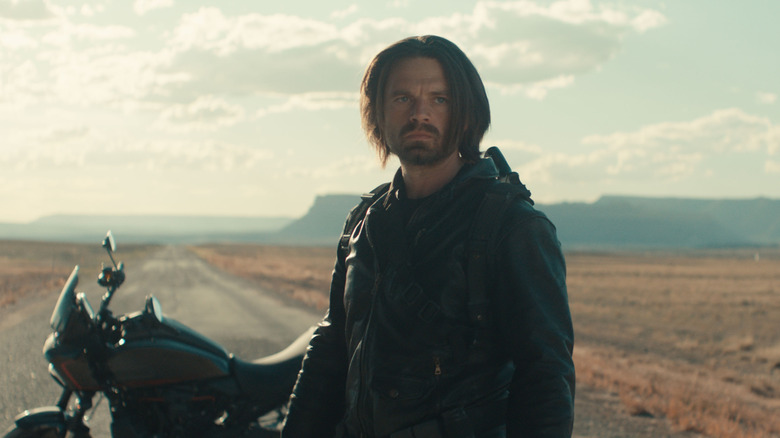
(56, 389), (72, 412)
(12, 389), (94, 437)
(66, 391), (95, 437)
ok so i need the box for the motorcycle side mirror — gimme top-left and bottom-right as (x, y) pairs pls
(145, 295), (163, 323)
(102, 230), (121, 270)
(102, 230), (117, 253)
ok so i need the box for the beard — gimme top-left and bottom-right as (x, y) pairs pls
(388, 121), (457, 167)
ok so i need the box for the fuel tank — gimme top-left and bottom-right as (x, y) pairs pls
(108, 315), (231, 388)
(44, 333), (101, 391)
(45, 314), (232, 390)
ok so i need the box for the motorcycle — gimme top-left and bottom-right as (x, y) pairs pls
(4, 232), (313, 437)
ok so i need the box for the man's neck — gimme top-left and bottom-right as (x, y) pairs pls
(400, 152), (465, 199)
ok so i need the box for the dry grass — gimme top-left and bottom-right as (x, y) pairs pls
(0, 240), (159, 308)
(568, 249), (780, 437)
(193, 244), (780, 437)
(576, 345), (780, 437)
(190, 244), (336, 310)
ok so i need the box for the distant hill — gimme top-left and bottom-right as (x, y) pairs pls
(540, 196), (780, 250)
(0, 215), (293, 244)
(264, 194), (780, 249)
(274, 194), (361, 245)
(1, 195), (778, 249)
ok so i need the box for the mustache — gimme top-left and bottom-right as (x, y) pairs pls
(400, 121), (440, 137)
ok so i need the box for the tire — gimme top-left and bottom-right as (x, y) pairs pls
(2, 426), (62, 438)
(244, 425), (280, 438)
(254, 406), (285, 437)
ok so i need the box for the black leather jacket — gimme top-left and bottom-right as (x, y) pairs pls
(283, 158), (574, 437)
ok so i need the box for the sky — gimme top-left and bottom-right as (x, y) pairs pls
(1, 0), (778, 223)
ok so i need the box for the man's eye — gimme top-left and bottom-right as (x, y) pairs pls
(435, 97), (448, 104)
(396, 96), (409, 103)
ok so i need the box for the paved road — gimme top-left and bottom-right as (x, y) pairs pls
(0, 245), (321, 437)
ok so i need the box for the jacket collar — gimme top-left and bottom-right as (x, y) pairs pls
(383, 157), (499, 208)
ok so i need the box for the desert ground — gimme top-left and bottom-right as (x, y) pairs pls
(191, 244), (780, 438)
(2, 240), (779, 437)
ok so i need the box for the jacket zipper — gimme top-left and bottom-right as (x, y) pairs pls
(355, 213), (382, 437)
(433, 354), (444, 415)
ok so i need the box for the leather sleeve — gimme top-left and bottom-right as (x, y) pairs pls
(492, 209), (575, 437)
(281, 248), (349, 438)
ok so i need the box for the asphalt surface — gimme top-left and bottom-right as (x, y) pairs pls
(0, 245), (321, 437)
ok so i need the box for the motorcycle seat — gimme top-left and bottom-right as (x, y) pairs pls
(232, 326), (315, 407)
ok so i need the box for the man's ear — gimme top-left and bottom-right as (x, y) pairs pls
(458, 116), (469, 135)
(373, 108), (383, 136)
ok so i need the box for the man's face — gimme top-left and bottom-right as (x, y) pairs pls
(381, 57), (454, 167)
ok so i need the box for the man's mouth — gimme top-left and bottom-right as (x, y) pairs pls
(404, 131), (433, 140)
(400, 122), (439, 139)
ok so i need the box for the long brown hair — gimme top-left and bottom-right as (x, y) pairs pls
(360, 35), (491, 167)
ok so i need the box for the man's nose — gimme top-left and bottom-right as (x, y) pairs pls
(410, 99), (431, 123)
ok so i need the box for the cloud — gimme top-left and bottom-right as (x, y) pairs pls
(519, 108), (780, 184)
(631, 9), (667, 33)
(582, 108), (775, 154)
(0, 27), (38, 49)
(0, 16), (166, 109)
(3, 137), (273, 173)
(757, 92), (777, 105)
(161, 1), (665, 102)
(330, 4), (358, 20)
(2, 125), (94, 170)
(475, 0), (645, 27)
(487, 74), (575, 99)
(2, 1), (667, 116)
(256, 92), (358, 118)
(119, 141), (273, 172)
(41, 22), (135, 46)
(11, 46), (187, 107)
(159, 96), (245, 130)
(38, 125), (91, 143)
(134, 0), (174, 16)
(284, 155), (378, 179)
(159, 8), (369, 98)
(79, 4), (104, 17)
(387, 0), (410, 8)
(168, 8), (341, 55)
(487, 138), (544, 154)
(456, 1), (666, 86)
(0, 0), (54, 20)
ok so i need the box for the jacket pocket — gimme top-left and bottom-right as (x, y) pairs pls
(370, 374), (435, 436)
(372, 373), (433, 401)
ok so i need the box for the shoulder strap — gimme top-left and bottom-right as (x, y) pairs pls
(484, 146), (533, 203)
(337, 182), (390, 261)
(467, 185), (517, 327)
(467, 159), (533, 346)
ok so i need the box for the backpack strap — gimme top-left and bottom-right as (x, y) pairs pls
(466, 187), (513, 324)
(337, 182), (391, 261)
(467, 149), (534, 349)
(484, 146), (533, 202)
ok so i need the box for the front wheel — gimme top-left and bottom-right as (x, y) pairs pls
(3, 427), (92, 438)
(2, 426), (62, 438)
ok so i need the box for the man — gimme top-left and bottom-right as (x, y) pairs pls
(282, 35), (574, 438)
